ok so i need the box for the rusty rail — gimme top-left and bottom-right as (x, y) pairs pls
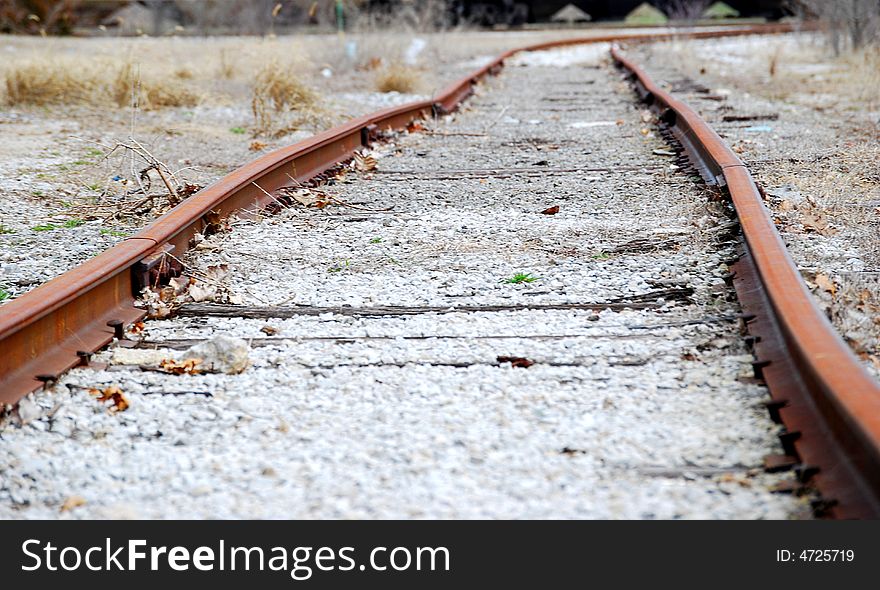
(5, 21), (872, 517)
(2, 24), (802, 405)
(611, 48), (880, 519)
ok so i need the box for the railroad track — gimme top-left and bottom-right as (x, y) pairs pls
(3, 23), (879, 519)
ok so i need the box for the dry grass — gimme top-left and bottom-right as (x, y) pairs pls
(218, 49), (236, 79)
(112, 61), (199, 109)
(250, 59), (319, 136)
(4, 60), (100, 106)
(374, 64), (421, 93)
(4, 57), (198, 109)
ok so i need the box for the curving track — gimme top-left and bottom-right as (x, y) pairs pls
(2, 22), (879, 518)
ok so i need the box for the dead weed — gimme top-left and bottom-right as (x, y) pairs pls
(251, 60), (320, 136)
(374, 63), (421, 93)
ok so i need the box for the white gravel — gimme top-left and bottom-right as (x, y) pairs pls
(0, 45), (808, 519)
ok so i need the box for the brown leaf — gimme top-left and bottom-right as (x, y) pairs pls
(801, 211), (835, 236)
(204, 210), (229, 235)
(89, 386), (130, 412)
(497, 356), (535, 368)
(261, 325), (279, 336)
(160, 358), (203, 375)
(541, 205), (560, 215)
(718, 473), (752, 488)
(60, 496), (87, 512)
(129, 321), (146, 334)
(249, 140), (267, 151)
(814, 273), (837, 298)
(358, 56), (384, 72)
(177, 183), (203, 198)
(353, 151), (378, 173)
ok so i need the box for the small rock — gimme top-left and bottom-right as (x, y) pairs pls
(17, 397), (41, 425)
(51, 419), (74, 438)
(112, 348), (173, 366)
(183, 335), (249, 374)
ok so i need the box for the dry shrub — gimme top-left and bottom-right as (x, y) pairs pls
(4, 61), (99, 106)
(112, 62), (199, 110)
(251, 60), (319, 136)
(374, 64), (421, 93)
(4, 58), (198, 109)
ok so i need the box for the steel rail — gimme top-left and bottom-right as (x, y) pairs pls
(9, 23), (865, 516)
(611, 48), (880, 519)
(2, 24), (802, 405)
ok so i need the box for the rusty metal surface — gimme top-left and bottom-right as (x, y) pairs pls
(612, 48), (880, 519)
(0, 24), (810, 408)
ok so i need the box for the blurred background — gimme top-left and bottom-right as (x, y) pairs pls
(0, 1), (816, 36)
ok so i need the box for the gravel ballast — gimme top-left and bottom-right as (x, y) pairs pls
(0, 44), (807, 519)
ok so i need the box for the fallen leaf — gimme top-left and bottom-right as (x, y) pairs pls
(204, 210), (229, 235)
(261, 325), (279, 336)
(177, 183), (203, 198)
(204, 264), (229, 282)
(353, 151), (378, 173)
(287, 187), (333, 209)
(188, 283), (216, 303)
(168, 276), (192, 295)
(129, 321), (146, 334)
(541, 205), (560, 215)
(814, 273), (837, 298)
(718, 473), (752, 488)
(89, 386), (130, 412)
(160, 358), (203, 375)
(801, 211), (835, 235)
(497, 356), (535, 368)
(249, 140), (267, 151)
(60, 496), (87, 512)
